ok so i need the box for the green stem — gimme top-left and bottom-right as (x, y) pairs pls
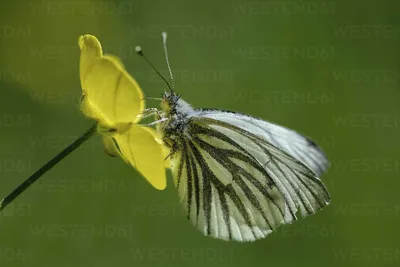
(0, 123), (98, 212)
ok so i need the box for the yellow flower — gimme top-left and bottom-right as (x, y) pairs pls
(78, 34), (168, 190)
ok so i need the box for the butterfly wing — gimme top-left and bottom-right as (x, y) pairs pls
(197, 109), (329, 176)
(170, 116), (330, 242)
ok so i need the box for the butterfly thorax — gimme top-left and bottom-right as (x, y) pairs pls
(158, 92), (195, 150)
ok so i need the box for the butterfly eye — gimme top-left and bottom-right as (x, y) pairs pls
(160, 97), (169, 111)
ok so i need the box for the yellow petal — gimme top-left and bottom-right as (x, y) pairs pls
(154, 132), (171, 169)
(113, 125), (167, 190)
(102, 136), (120, 157)
(78, 34), (103, 89)
(80, 55), (144, 126)
(104, 54), (125, 69)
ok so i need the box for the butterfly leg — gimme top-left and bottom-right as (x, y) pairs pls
(139, 108), (164, 120)
(140, 118), (168, 126)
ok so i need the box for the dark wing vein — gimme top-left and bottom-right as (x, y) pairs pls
(188, 141), (258, 239)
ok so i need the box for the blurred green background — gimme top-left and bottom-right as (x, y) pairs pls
(0, 0), (399, 266)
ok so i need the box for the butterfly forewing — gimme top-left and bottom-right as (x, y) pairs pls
(198, 110), (329, 176)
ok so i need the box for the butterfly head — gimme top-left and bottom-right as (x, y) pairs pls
(160, 91), (193, 116)
(160, 91), (180, 114)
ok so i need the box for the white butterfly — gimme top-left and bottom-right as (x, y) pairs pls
(140, 33), (330, 242)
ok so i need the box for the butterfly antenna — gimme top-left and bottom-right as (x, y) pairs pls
(135, 46), (173, 93)
(161, 32), (175, 91)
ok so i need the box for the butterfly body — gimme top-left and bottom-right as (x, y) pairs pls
(158, 93), (195, 150)
(156, 92), (330, 242)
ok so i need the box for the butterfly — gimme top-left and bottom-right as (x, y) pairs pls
(139, 33), (331, 242)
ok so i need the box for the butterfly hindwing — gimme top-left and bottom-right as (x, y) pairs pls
(171, 139), (285, 241)
(169, 115), (330, 242)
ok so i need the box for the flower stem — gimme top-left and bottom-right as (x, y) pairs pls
(0, 123), (98, 212)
